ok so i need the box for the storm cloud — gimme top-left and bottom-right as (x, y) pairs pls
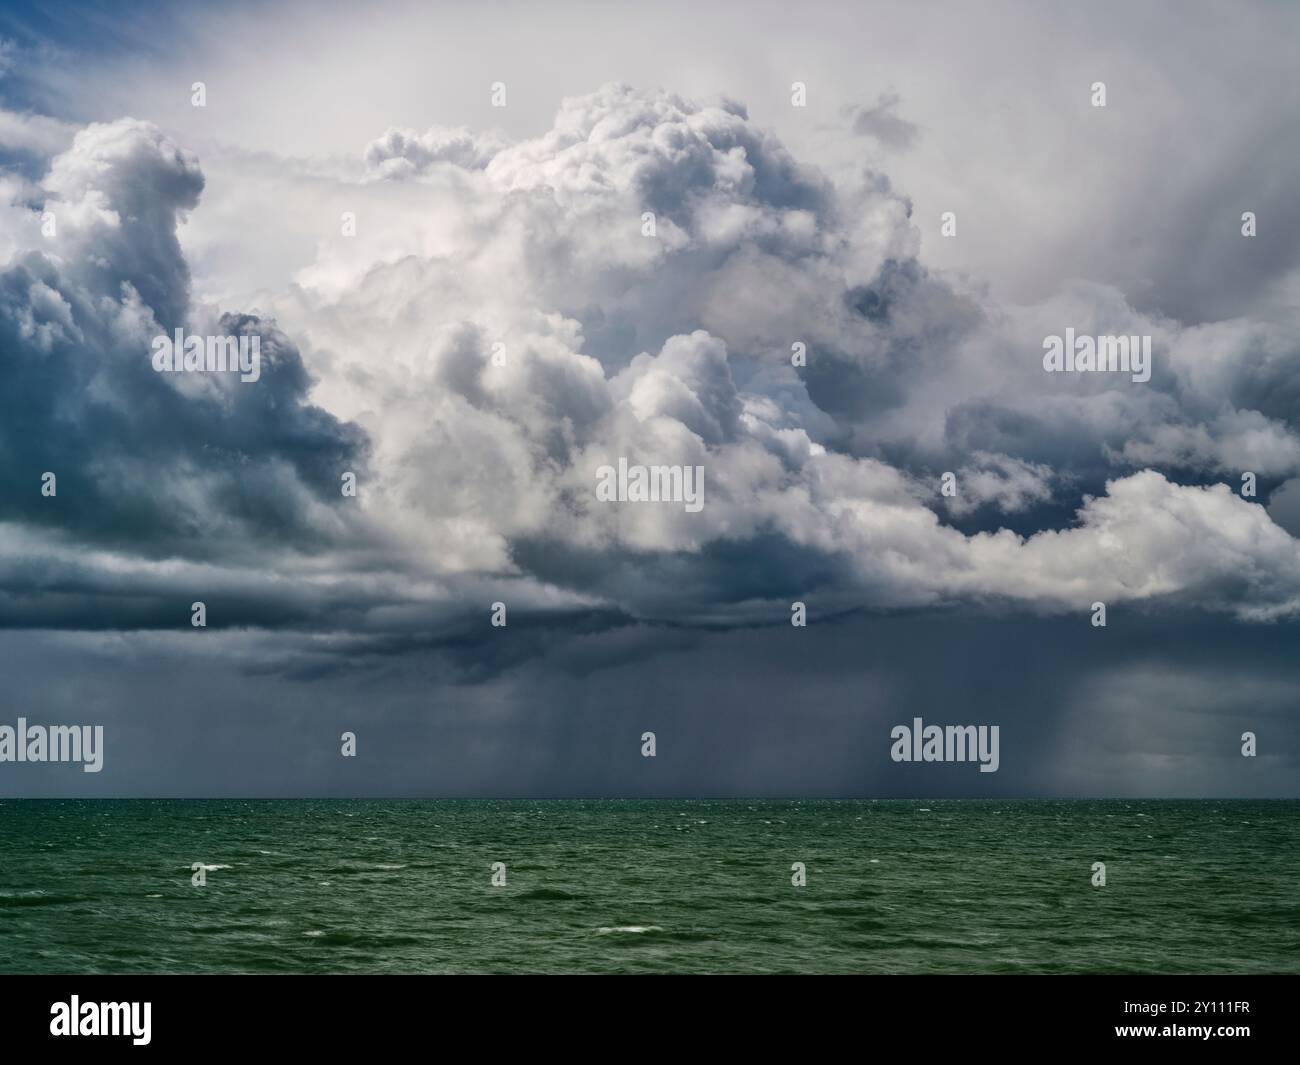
(0, 0), (1297, 795)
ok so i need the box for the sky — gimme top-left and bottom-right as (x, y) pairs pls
(0, 0), (1297, 796)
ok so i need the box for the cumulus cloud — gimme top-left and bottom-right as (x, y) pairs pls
(944, 451), (1055, 517)
(4, 81), (1300, 655)
(363, 124), (509, 177)
(0, 106), (75, 156)
(0, 117), (365, 583)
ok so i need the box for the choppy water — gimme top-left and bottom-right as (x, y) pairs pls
(0, 799), (1296, 973)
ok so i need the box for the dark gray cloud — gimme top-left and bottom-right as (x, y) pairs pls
(848, 92), (919, 151)
(0, 120), (366, 565)
(1, 611), (1294, 797)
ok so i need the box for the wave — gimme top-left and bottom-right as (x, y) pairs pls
(515, 888), (582, 901)
(0, 891), (84, 908)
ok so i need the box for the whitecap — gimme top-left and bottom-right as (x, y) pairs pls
(597, 925), (663, 935)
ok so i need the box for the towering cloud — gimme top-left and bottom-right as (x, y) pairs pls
(0, 118), (365, 614)
(4, 85), (1300, 645)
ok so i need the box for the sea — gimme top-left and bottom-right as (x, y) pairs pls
(1, 798), (1297, 974)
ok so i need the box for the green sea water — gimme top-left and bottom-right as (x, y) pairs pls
(0, 799), (1296, 974)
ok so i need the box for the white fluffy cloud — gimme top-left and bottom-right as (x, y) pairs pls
(364, 125), (509, 177)
(6, 83), (1300, 633)
(248, 87), (1300, 621)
